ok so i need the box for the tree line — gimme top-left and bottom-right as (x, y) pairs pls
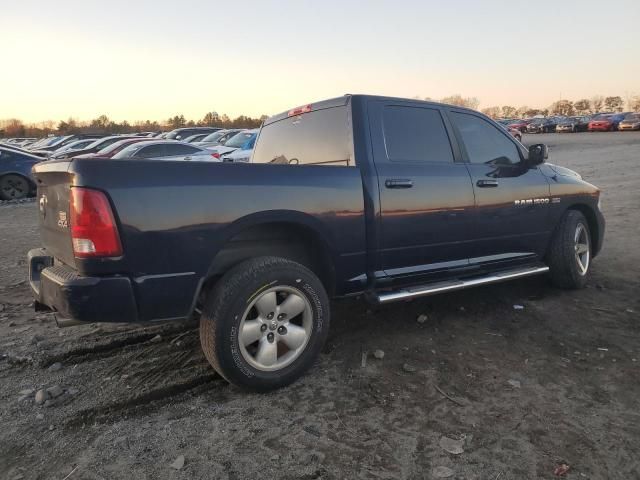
(0, 111), (268, 138)
(428, 94), (639, 119)
(3, 94), (640, 138)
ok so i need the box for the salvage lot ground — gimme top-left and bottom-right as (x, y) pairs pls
(1, 132), (639, 480)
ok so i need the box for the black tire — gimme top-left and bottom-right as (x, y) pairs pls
(546, 210), (591, 289)
(199, 256), (330, 391)
(0, 174), (31, 200)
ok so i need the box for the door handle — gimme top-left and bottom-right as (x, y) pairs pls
(476, 179), (499, 188)
(385, 179), (413, 189)
(184, 156), (192, 161)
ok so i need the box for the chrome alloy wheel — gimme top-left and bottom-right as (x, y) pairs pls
(574, 223), (590, 276)
(238, 286), (313, 371)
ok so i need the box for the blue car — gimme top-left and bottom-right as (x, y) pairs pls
(0, 146), (42, 200)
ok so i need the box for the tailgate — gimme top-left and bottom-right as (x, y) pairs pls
(32, 160), (76, 267)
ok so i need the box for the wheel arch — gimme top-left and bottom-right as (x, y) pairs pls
(565, 203), (601, 257)
(200, 211), (337, 300)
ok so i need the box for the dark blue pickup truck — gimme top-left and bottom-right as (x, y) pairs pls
(29, 95), (604, 390)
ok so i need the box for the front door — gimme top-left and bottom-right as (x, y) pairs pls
(446, 109), (551, 268)
(368, 100), (476, 286)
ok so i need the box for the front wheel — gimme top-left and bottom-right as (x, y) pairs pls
(546, 210), (591, 289)
(199, 256), (330, 391)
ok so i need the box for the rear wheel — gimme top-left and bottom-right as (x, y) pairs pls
(0, 174), (31, 200)
(547, 210), (591, 289)
(199, 256), (330, 391)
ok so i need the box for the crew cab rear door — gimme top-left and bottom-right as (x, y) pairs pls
(367, 99), (476, 285)
(445, 108), (551, 267)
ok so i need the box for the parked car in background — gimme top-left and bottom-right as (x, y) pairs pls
(0, 146), (42, 200)
(183, 133), (210, 143)
(556, 116), (591, 133)
(526, 118), (557, 133)
(83, 138), (150, 159)
(195, 129), (244, 148)
(508, 127), (522, 142)
(165, 127), (222, 141)
(0, 142), (49, 158)
(588, 114), (623, 131)
(507, 119), (531, 132)
(31, 134), (104, 153)
(208, 129), (258, 159)
(617, 113), (640, 131)
(112, 140), (219, 161)
(48, 138), (99, 156)
(50, 136), (140, 160)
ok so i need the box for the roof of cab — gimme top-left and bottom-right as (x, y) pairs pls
(263, 94), (479, 126)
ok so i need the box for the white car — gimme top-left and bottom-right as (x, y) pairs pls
(112, 140), (220, 161)
(207, 129), (258, 159)
(221, 146), (253, 163)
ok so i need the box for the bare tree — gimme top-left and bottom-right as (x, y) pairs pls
(481, 106), (501, 118)
(550, 100), (574, 116)
(573, 99), (590, 115)
(440, 94), (480, 110)
(604, 96), (624, 112)
(590, 95), (605, 113)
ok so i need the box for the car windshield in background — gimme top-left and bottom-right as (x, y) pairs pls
(530, 119), (545, 124)
(200, 131), (226, 143)
(624, 114), (640, 121)
(592, 114), (612, 120)
(96, 139), (139, 154)
(224, 132), (254, 148)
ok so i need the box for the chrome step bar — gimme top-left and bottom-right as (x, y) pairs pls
(376, 266), (549, 304)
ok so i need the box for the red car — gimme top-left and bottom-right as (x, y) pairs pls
(507, 119), (531, 132)
(81, 138), (151, 159)
(588, 113), (624, 132)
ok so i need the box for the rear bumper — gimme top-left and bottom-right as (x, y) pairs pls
(28, 248), (138, 324)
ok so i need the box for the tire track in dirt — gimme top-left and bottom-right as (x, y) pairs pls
(34, 326), (224, 426)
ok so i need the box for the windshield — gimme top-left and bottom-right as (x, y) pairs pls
(224, 131), (256, 148)
(592, 114), (612, 120)
(624, 114), (640, 121)
(96, 139), (141, 154)
(530, 119), (545, 124)
(200, 131), (226, 143)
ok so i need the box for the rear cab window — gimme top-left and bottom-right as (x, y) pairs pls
(252, 106), (353, 166)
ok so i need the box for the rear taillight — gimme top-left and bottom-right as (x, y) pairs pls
(211, 152), (220, 159)
(70, 187), (122, 258)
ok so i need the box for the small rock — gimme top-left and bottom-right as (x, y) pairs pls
(417, 314), (428, 324)
(513, 304), (524, 310)
(507, 379), (521, 388)
(402, 363), (417, 373)
(439, 436), (465, 455)
(432, 466), (455, 478)
(373, 349), (385, 360)
(48, 425), (55, 431)
(19, 389), (35, 396)
(29, 334), (44, 345)
(36, 413), (44, 420)
(46, 385), (64, 398)
(270, 454), (281, 462)
(67, 387), (79, 396)
(150, 334), (162, 343)
(47, 362), (63, 372)
(8, 321), (16, 327)
(170, 455), (185, 470)
(34, 389), (48, 405)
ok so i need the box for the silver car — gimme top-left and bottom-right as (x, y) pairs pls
(112, 140), (219, 161)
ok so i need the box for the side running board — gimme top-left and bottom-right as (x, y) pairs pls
(375, 266), (549, 304)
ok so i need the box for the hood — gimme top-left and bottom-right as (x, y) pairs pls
(546, 163), (582, 179)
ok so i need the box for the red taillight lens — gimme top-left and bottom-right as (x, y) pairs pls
(288, 104), (312, 117)
(70, 188), (122, 258)
(211, 152), (220, 159)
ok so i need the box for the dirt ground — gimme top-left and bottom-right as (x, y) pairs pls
(1, 132), (639, 480)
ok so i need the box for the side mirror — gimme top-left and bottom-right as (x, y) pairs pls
(527, 143), (548, 166)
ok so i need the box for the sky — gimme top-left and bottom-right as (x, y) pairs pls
(2, 0), (639, 123)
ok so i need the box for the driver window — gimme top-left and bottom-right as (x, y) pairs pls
(451, 112), (521, 166)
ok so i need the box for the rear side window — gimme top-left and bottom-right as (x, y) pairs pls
(252, 107), (351, 166)
(450, 112), (521, 165)
(136, 144), (166, 158)
(165, 144), (200, 155)
(382, 106), (454, 163)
